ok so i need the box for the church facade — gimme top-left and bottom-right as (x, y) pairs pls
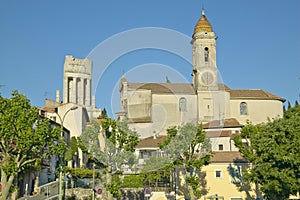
(118, 10), (285, 139)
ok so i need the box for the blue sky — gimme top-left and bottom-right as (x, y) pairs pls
(1, 1), (300, 117)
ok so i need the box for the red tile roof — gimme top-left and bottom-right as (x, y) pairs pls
(210, 151), (248, 163)
(203, 118), (242, 129)
(41, 107), (56, 112)
(137, 135), (167, 148)
(206, 130), (232, 138)
(230, 89), (285, 102)
(127, 83), (195, 95)
(125, 81), (285, 102)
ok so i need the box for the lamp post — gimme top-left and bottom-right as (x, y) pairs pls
(54, 106), (78, 200)
(92, 155), (95, 200)
(88, 139), (96, 200)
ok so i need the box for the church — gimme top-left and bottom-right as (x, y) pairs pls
(118, 9), (285, 139)
(118, 10), (286, 199)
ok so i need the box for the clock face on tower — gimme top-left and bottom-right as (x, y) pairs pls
(200, 71), (215, 86)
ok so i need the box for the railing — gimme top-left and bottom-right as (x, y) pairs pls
(18, 181), (59, 200)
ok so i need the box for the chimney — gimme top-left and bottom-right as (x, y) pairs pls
(56, 90), (60, 103)
(153, 131), (157, 139)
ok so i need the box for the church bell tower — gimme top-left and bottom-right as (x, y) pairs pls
(192, 9), (218, 92)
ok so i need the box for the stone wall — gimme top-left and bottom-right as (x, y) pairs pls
(65, 188), (92, 200)
(65, 188), (146, 200)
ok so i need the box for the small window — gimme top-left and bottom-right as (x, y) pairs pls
(179, 97), (187, 112)
(240, 102), (248, 115)
(204, 47), (209, 62)
(215, 170), (222, 178)
(218, 144), (224, 151)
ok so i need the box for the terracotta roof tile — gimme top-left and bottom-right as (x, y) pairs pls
(137, 135), (167, 148)
(125, 80), (284, 102)
(41, 107), (56, 112)
(206, 130), (232, 138)
(203, 118), (242, 129)
(127, 83), (195, 95)
(230, 89), (285, 102)
(210, 151), (248, 163)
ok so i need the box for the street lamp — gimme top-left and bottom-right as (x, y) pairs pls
(54, 106), (78, 200)
(88, 140), (96, 200)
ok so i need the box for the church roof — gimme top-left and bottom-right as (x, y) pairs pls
(229, 89), (285, 102)
(194, 9), (213, 34)
(124, 80), (284, 102)
(127, 82), (195, 95)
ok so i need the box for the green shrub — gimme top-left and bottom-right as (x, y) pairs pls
(121, 174), (144, 188)
(64, 167), (102, 179)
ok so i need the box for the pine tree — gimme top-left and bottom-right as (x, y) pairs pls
(288, 101), (292, 109)
(165, 76), (171, 83)
(295, 100), (299, 107)
(98, 108), (108, 119)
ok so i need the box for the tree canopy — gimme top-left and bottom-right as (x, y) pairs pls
(80, 116), (139, 199)
(234, 105), (300, 200)
(151, 122), (212, 199)
(0, 91), (62, 200)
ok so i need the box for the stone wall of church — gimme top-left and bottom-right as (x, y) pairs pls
(127, 89), (152, 123)
(197, 90), (231, 123)
(230, 99), (283, 125)
(127, 93), (197, 139)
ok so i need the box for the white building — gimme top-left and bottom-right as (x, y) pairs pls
(42, 56), (102, 168)
(118, 10), (285, 139)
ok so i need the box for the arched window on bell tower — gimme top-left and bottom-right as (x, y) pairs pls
(204, 47), (209, 62)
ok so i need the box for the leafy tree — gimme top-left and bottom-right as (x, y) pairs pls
(80, 117), (139, 200)
(0, 91), (62, 200)
(234, 105), (300, 200)
(65, 136), (80, 168)
(156, 123), (212, 200)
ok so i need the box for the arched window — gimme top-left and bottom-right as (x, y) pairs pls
(179, 97), (187, 112)
(204, 47), (209, 62)
(240, 102), (248, 115)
